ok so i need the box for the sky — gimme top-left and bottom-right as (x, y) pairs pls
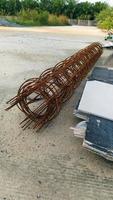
(79, 0), (113, 6)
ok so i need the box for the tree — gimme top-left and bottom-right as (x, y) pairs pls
(0, 0), (6, 14)
(15, 0), (22, 13)
(75, 2), (93, 20)
(4, 0), (19, 15)
(96, 8), (113, 30)
(65, 0), (77, 19)
(39, 0), (52, 12)
(73, 1), (108, 20)
(0, 0), (109, 19)
(94, 1), (108, 14)
(50, 0), (66, 15)
(21, 0), (39, 11)
(0, 0), (22, 15)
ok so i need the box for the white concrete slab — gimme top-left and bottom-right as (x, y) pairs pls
(78, 80), (113, 121)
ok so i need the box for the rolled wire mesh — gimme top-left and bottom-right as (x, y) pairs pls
(6, 42), (103, 130)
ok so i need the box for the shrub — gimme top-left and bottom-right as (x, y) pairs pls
(96, 8), (113, 30)
(38, 11), (49, 25)
(58, 15), (69, 25)
(17, 10), (49, 25)
(48, 14), (69, 26)
(7, 9), (69, 26)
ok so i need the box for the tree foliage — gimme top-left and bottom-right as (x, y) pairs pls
(0, 0), (109, 20)
(96, 8), (113, 30)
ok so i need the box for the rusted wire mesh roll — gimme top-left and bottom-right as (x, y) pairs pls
(6, 42), (103, 130)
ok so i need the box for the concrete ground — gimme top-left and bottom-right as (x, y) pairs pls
(0, 26), (113, 200)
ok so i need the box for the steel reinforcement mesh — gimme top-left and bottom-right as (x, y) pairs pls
(6, 42), (103, 130)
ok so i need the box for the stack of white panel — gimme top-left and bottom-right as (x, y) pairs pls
(76, 80), (113, 121)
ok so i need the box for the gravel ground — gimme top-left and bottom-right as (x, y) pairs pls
(0, 26), (113, 200)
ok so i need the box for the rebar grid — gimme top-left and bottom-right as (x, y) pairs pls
(6, 42), (103, 130)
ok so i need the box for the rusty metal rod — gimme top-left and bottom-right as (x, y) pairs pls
(6, 42), (103, 130)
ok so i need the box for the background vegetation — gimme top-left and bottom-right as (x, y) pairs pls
(96, 7), (113, 30)
(0, 0), (110, 27)
(10, 10), (69, 26)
